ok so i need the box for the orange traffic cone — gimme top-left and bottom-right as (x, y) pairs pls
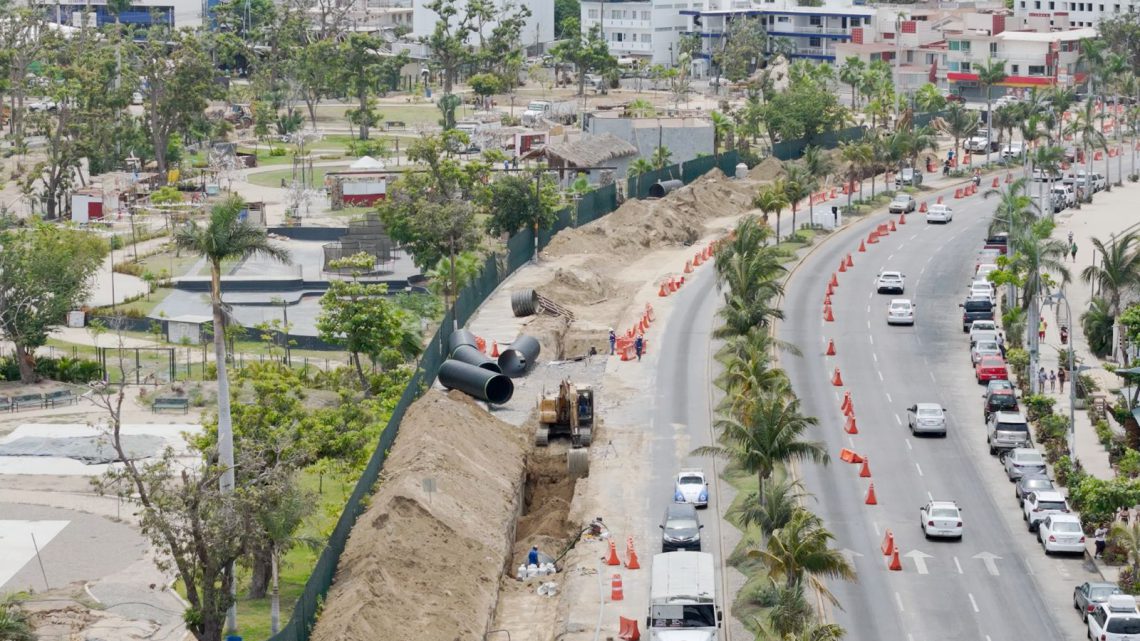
(992, 177), (999, 188)
(827, 282), (834, 296)
(843, 402), (854, 417)
(898, 213), (906, 225)
(889, 220), (897, 232)
(823, 293), (832, 306)
(826, 339), (836, 356)
(611, 574), (624, 601)
(840, 391), (851, 411)
(658, 283), (669, 297)
(859, 239), (866, 252)
(824, 305), (834, 322)
(881, 530), (895, 555)
(625, 537), (640, 570)
(606, 540), (621, 566)
(865, 483), (878, 505)
(937, 195), (944, 204)
(846, 253), (854, 267)
(919, 201), (927, 213)
(888, 548), (902, 571)
(830, 273), (839, 288)
(867, 232), (879, 244)
(844, 416), (858, 434)
(491, 341), (500, 358)
(832, 368), (844, 386)
(693, 253), (702, 267)
(839, 448), (859, 463)
(954, 188), (963, 199)
(859, 457), (871, 477)
(838, 260), (847, 273)
(684, 260), (693, 274)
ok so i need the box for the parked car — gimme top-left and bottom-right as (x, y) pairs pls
(969, 281), (996, 302)
(984, 388), (1019, 421)
(1015, 474), (1054, 503)
(887, 299), (915, 326)
(896, 167), (924, 187)
(971, 340), (1002, 366)
(983, 233), (1009, 254)
(907, 403), (947, 437)
(673, 469), (709, 508)
(1087, 594), (1140, 640)
(1003, 447), (1047, 481)
(1074, 582), (1123, 623)
(988, 411), (1031, 455)
(1051, 184), (1076, 208)
(1039, 513), (1086, 555)
(976, 249), (1002, 271)
(970, 329), (999, 347)
(1001, 141), (1025, 159)
(889, 194), (916, 214)
(660, 503), (702, 552)
(1033, 168), (1063, 182)
(965, 136), (1000, 153)
(976, 263), (999, 279)
(975, 354), (1009, 384)
(960, 297), (995, 332)
(876, 271), (906, 294)
(969, 320), (999, 342)
(1023, 490), (1070, 531)
(1065, 171), (1107, 192)
(919, 500), (963, 539)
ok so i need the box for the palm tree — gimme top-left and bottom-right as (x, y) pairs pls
(651, 145), (673, 170)
(730, 476), (806, 538)
(752, 508), (856, 603)
(781, 163), (814, 236)
(174, 195), (292, 493)
(767, 581), (815, 638)
(714, 215), (774, 282)
(693, 392), (827, 499)
(976, 59), (1007, 149)
(937, 103), (979, 167)
(1111, 520), (1140, 568)
(839, 56), (865, 109)
(628, 157), (655, 197)
(1019, 113), (1046, 179)
(839, 140), (872, 207)
(983, 177), (1037, 238)
(754, 181), (791, 241)
(914, 82), (946, 114)
(625, 98), (655, 118)
(782, 623), (848, 641)
(1066, 98), (1107, 202)
(1031, 144), (1065, 214)
(709, 110), (734, 157)
(1081, 231), (1140, 360)
(1046, 85), (1077, 144)
(1082, 297), (1115, 358)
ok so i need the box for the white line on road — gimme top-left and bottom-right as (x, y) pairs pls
(867, 320), (871, 329)
(867, 305), (871, 313)
(878, 370), (884, 381)
(908, 635), (915, 641)
(848, 436), (856, 448)
(895, 592), (905, 613)
(929, 372), (936, 383)
(1022, 555), (1035, 576)
(872, 352), (878, 363)
(954, 556), (963, 574)
(869, 335), (874, 345)
(910, 233), (919, 240)
(968, 593), (980, 613)
(873, 521), (881, 537)
(920, 266), (926, 276)
(894, 414), (902, 425)
(927, 491), (934, 501)
(885, 392), (892, 403)
(905, 438), (913, 450)
(915, 463), (924, 476)
(888, 254), (895, 260)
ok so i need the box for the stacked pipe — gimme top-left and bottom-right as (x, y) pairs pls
(439, 330), (514, 404)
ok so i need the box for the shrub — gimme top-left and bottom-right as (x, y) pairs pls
(345, 139), (388, 158)
(1097, 420), (1115, 448)
(0, 355), (102, 383)
(1120, 565), (1140, 595)
(1119, 448), (1140, 478)
(1037, 413), (1069, 444)
(113, 261), (145, 276)
(268, 146), (287, 157)
(1024, 394), (1056, 422)
(749, 581), (781, 608)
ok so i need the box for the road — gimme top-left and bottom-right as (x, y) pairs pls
(778, 181), (1103, 640)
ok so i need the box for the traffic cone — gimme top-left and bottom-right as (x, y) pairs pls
(954, 188), (963, 199)
(846, 253), (854, 267)
(693, 252), (702, 267)
(832, 368), (844, 386)
(899, 213), (906, 225)
(625, 537), (640, 570)
(888, 548), (902, 571)
(491, 341), (500, 358)
(826, 339), (836, 356)
(867, 232), (879, 244)
(823, 293), (832, 306)
(881, 530), (895, 555)
(611, 574), (624, 601)
(839, 448), (859, 463)
(830, 273), (838, 288)
(865, 483), (878, 505)
(845, 416), (858, 434)
(838, 260), (847, 273)
(937, 195), (944, 204)
(658, 283), (668, 297)
(859, 457), (871, 477)
(827, 282), (834, 296)
(889, 220), (897, 232)
(992, 177), (999, 188)
(684, 260), (693, 274)
(840, 391), (851, 411)
(830, 187), (838, 199)
(843, 402), (854, 417)
(859, 239), (866, 252)
(606, 539), (621, 565)
(919, 201), (927, 213)
(824, 305), (834, 322)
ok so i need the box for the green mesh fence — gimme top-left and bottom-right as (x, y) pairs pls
(266, 151), (733, 641)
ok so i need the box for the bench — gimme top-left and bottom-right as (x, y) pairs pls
(11, 393), (43, 411)
(0, 397), (10, 412)
(152, 397), (190, 414)
(384, 120), (407, 130)
(43, 389), (76, 408)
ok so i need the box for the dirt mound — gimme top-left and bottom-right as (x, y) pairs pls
(538, 267), (613, 307)
(309, 390), (528, 641)
(748, 157), (784, 183)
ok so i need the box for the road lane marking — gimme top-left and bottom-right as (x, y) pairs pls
(905, 438), (913, 450)
(894, 414), (902, 425)
(954, 556), (963, 574)
(910, 234), (919, 240)
(1022, 555), (1035, 576)
(915, 463), (924, 476)
(848, 436), (856, 448)
(968, 593), (980, 613)
(872, 352), (878, 363)
(867, 320), (871, 329)
(895, 592), (905, 613)
(927, 491), (934, 501)
(867, 305), (871, 313)
(869, 335), (874, 345)
(873, 521), (881, 537)
(878, 370), (884, 381)
(888, 253), (895, 260)
(929, 372), (936, 383)
(885, 392), (892, 403)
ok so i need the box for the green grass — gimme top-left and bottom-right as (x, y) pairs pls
(92, 288), (175, 318)
(721, 463), (782, 636)
(137, 250), (201, 279)
(247, 165), (349, 188)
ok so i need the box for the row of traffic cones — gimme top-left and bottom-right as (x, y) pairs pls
(617, 304), (655, 360)
(604, 536), (642, 570)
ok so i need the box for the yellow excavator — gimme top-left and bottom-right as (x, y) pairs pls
(536, 379), (594, 477)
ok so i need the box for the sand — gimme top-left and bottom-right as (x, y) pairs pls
(309, 390), (528, 641)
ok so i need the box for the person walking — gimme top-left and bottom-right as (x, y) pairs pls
(608, 328), (616, 356)
(1071, 241), (1078, 262)
(1058, 367), (1067, 393)
(1038, 367), (1048, 391)
(1039, 318), (1047, 341)
(634, 335), (644, 361)
(1049, 369), (1057, 393)
(1095, 526), (1109, 559)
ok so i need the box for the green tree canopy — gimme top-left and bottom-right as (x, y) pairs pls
(482, 172), (561, 237)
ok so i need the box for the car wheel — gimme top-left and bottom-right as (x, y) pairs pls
(989, 445), (996, 455)
(1074, 596), (1080, 611)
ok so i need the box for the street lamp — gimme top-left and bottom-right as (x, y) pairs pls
(1044, 290), (1091, 465)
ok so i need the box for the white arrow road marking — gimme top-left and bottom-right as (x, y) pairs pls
(838, 548), (864, 563)
(905, 550), (933, 575)
(974, 552), (1002, 576)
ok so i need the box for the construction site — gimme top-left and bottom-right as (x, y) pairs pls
(307, 158), (787, 641)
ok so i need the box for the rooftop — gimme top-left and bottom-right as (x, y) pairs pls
(997, 27), (1097, 42)
(544, 133), (638, 167)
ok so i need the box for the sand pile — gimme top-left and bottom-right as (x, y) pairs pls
(309, 390), (528, 641)
(538, 267), (613, 307)
(748, 157), (784, 183)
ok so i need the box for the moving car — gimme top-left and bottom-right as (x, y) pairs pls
(887, 299), (915, 326)
(926, 203), (953, 223)
(975, 354), (1008, 384)
(896, 167), (923, 187)
(889, 194), (916, 214)
(1074, 582), (1123, 623)
(907, 403), (947, 437)
(1003, 447), (1047, 481)
(919, 500), (963, 539)
(988, 411), (1031, 455)
(673, 469), (709, 508)
(971, 340), (1002, 366)
(1023, 490), (1070, 531)
(961, 297), (995, 332)
(984, 387), (1019, 421)
(660, 503), (703, 552)
(1015, 474), (1054, 503)
(965, 135), (1000, 153)
(1001, 141), (1025, 159)
(1087, 594), (1140, 640)
(1038, 513), (1086, 555)
(876, 271), (906, 294)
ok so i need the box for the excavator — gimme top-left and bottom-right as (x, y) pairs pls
(536, 379), (594, 478)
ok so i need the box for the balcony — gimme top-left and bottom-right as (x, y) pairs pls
(611, 40), (653, 53)
(767, 25), (853, 38)
(601, 18), (650, 29)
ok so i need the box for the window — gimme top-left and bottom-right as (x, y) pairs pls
(809, 36), (821, 46)
(1028, 64), (1046, 75)
(1116, 4), (1121, 11)
(587, 9), (598, 18)
(809, 15), (822, 25)
(990, 42), (998, 54)
(1020, 1), (1025, 6)
(949, 40), (960, 50)
(777, 16), (790, 22)
(641, 10), (650, 20)
(1049, 1), (1054, 7)
(960, 61), (972, 72)
(960, 40), (971, 52)
(948, 61), (960, 71)
(1011, 64), (1019, 73)
(1100, 4), (1105, 9)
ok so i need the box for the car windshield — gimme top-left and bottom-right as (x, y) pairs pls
(892, 196), (909, 203)
(891, 303), (910, 310)
(931, 508), (958, 518)
(991, 395), (1018, 409)
(1107, 618), (1140, 634)
(1052, 521), (1082, 533)
(997, 421), (1028, 432)
(1017, 452), (1045, 464)
(1091, 587), (1120, 600)
(679, 476), (703, 485)
(882, 273), (901, 279)
(977, 342), (999, 352)
(917, 408), (941, 417)
(1038, 500), (1067, 511)
(965, 301), (992, 312)
(1024, 478), (1053, 489)
(667, 520), (698, 530)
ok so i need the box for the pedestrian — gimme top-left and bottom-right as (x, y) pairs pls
(1071, 241), (1078, 262)
(1039, 318), (1047, 341)
(997, 333), (1007, 358)
(634, 335), (644, 361)
(1038, 367), (1047, 391)
(1068, 231), (1074, 245)
(1058, 367), (1067, 393)
(1049, 369), (1057, 393)
(528, 545), (540, 566)
(1095, 526), (1109, 558)
(608, 328), (616, 356)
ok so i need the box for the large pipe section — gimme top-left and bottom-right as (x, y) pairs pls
(511, 289), (539, 317)
(450, 344), (502, 373)
(439, 360), (514, 405)
(497, 335), (541, 378)
(649, 180), (683, 198)
(447, 329), (479, 356)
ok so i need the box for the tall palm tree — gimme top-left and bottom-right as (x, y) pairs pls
(1046, 85), (1077, 144)
(709, 110), (734, 157)
(984, 177), (1037, 238)
(730, 476), (806, 538)
(714, 215), (773, 283)
(1031, 144), (1065, 215)
(937, 103), (979, 167)
(839, 56), (865, 109)
(628, 157), (655, 197)
(1009, 227), (1071, 308)
(767, 581), (815, 638)
(839, 140), (872, 207)
(754, 181), (791, 241)
(976, 58), (1008, 150)
(914, 82), (946, 114)
(174, 195), (292, 493)
(1019, 113), (1046, 179)
(802, 145), (833, 224)
(782, 163), (814, 236)
(752, 508), (856, 603)
(693, 392), (827, 499)
(1065, 98), (1107, 202)
(1082, 297), (1115, 358)
(1081, 231), (1140, 360)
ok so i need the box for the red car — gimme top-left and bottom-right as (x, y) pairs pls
(976, 355), (1009, 383)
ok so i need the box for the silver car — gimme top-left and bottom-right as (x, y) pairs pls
(907, 403), (947, 436)
(971, 340), (1002, 365)
(1004, 448), (1047, 481)
(889, 194), (916, 214)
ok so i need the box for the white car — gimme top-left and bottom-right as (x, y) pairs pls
(887, 299), (915, 326)
(920, 500), (963, 539)
(1038, 513), (1085, 555)
(976, 249), (1002, 271)
(969, 281), (995, 302)
(976, 263), (999, 280)
(1032, 168), (1063, 182)
(971, 340), (1002, 365)
(970, 329), (999, 346)
(969, 319), (999, 342)
(1001, 141), (1025, 159)
(1067, 171), (1107, 192)
(926, 203), (953, 223)
(1088, 594), (1140, 640)
(1023, 490), (1070, 531)
(673, 469), (709, 508)
(1052, 184), (1077, 207)
(907, 403), (947, 436)
(876, 271), (906, 294)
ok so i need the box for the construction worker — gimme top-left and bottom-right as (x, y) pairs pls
(608, 328), (616, 355)
(634, 335), (644, 361)
(528, 546), (540, 566)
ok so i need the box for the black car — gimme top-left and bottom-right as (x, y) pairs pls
(983, 388), (1019, 421)
(1015, 474), (1055, 503)
(660, 503), (702, 552)
(960, 297), (995, 332)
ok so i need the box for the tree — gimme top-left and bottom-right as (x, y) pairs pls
(1081, 231), (1140, 360)
(762, 82), (845, 143)
(482, 172), (560, 237)
(781, 163), (814, 236)
(293, 39), (340, 128)
(709, 110), (734, 156)
(754, 182), (790, 240)
(423, 0), (476, 96)
(936, 102), (979, 166)
(839, 140), (872, 207)
(1083, 297), (1116, 358)
(0, 224), (106, 382)
(976, 58), (1007, 148)
(712, 16), (769, 83)
(554, 0), (580, 38)
(839, 57), (866, 109)
(753, 508), (855, 603)
(173, 195), (291, 496)
(337, 34), (409, 140)
(1065, 98), (1107, 202)
(550, 18), (616, 97)
(469, 72), (503, 100)
(651, 145), (673, 169)
(730, 476), (805, 538)
(914, 82), (946, 113)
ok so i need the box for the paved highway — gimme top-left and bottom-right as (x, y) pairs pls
(779, 181), (1104, 641)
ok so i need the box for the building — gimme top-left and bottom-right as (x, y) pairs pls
(38, 0), (203, 28)
(1012, 0), (1134, 28)
(583, 112), (714, 165)
(578, 0), (695, 67)
(539, 132), (639, 183)
(410, 0), (554, 46)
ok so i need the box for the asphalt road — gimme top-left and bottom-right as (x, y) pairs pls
(778, 182), (1105, 641)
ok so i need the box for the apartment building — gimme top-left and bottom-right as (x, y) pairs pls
(38, 0), (199, 28)
(1013, 0), (1138, 28)
(578, 0), (700, 67)
(410, 0), (554, 46)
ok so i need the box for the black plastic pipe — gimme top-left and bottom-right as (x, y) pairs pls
(450, 344), (502, 373)
(649, 179), (683, 198)
(439, 360), (514, 404)
(447, 329), (479, 357)
(498, 335), (541, 378)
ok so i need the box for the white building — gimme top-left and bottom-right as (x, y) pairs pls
(410, 0), (554, 47)
(38, 0), (204, 29)
(578, 0), (699, 67)
(1012, 0), (1137, 28)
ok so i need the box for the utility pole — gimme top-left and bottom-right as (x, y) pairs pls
(893, 13), (902, 126)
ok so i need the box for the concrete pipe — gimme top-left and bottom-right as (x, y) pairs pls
(498, 335), (541, 378)
(447, 329), (479, 357)
(649, 180), (684, 198)
(438, 359), (514, 405)
(450, 344), (502, 373)
(511, 289), (539, 317)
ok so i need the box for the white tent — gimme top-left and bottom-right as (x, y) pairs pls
(349, 156), (386, 171)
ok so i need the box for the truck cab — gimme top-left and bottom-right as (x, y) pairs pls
(648, 552), (722, 640)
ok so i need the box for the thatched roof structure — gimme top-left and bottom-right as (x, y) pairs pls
(544, 133), (638, 168)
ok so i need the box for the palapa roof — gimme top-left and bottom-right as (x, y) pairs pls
(544, 133), (637, 167)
